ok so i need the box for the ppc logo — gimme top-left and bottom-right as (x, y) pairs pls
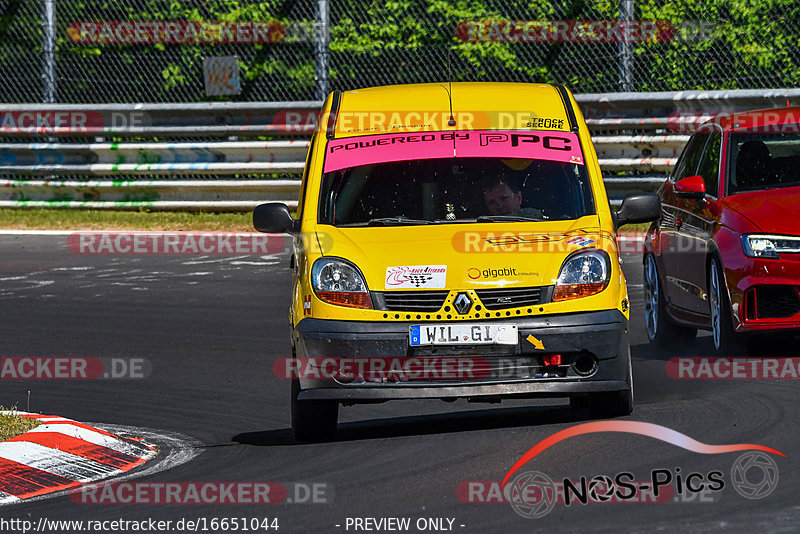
(479, 133), (508, 146)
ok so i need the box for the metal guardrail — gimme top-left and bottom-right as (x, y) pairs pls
(2, 89), (799, 210)
(0, 102), (321, 137)
(0, 141), (309, 174)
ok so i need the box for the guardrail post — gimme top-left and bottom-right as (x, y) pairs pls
(41, 0), (57, 103)
(618, 0), (634, 92)
(314, 0), (330, 101)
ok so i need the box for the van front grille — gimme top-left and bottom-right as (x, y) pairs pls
(378, 291), (449, 312)
(476, 286), (552, 310)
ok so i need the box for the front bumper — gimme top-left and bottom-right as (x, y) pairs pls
(730, 256), (800, 332)
(292, 309), (630, 401)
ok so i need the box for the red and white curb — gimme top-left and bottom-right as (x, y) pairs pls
(0, 412), (156, 504)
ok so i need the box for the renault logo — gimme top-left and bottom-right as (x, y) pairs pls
(453, 292), (473, 315)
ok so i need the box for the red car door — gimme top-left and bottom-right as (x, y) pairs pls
(673, 129), (724, 318)
(660, 133), (708, 314)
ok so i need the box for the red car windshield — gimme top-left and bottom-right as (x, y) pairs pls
(729, 130), (800, 194)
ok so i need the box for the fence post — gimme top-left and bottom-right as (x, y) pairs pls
(41, 0), (56, 103)
(314, 0), (330, 101)
(618, 0), (634, 92)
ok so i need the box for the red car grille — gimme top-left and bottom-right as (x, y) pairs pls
(745, 286), (800, 320)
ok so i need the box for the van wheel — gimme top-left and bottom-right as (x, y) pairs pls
(291, 378), (338, 442)
(570, 395), (589, 411)
(575, 349), (633, 418)
(574, 390), (632, 418)
(644, 254), (697, 348)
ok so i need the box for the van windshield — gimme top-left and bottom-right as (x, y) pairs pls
(318, 130), (595, 226)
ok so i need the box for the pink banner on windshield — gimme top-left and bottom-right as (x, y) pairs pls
(322, 130), (584, 173)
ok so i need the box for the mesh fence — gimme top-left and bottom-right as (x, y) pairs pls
(0, 0), (798, 103)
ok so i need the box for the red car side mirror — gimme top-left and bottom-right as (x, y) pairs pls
(674, 175), (706, 200)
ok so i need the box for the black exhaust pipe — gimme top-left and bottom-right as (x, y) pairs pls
(572, 352), (598, 376)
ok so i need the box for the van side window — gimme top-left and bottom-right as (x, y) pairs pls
(696, 133), (721, 197)
(296, 135), (317, 220)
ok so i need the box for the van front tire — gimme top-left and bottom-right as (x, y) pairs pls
(589, 389), (633, 418)
(291, 378), (338, 443)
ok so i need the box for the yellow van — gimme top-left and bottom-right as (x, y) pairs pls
(255, 82), (660, 441)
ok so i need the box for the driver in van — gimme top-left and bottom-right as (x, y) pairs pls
(482, 174), (544, 219)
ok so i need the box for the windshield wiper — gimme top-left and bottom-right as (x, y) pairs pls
(367, 217), (436, 226)
(475, 215), (545, 223)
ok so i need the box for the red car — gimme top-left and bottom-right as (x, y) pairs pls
(644, 107), (800, 354)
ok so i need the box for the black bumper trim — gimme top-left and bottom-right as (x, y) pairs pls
(291, 309), (629, 396)
(294, 309), (627, 359)
(298, 379), (629, 400)
(297, 309), (625, 336)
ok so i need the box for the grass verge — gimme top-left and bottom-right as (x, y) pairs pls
(0, 407), (40, 442)
(0, 209), (255, 232)
(621, 222), (652, 232)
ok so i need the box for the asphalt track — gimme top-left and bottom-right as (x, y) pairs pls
(1, 234), (799, 533)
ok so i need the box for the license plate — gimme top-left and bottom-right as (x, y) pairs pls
(409, 324), (518, 346)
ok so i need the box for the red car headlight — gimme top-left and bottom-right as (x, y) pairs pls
(742, 234), (800, 259)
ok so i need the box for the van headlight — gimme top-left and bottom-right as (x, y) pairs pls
(553, 250), (610, 301)
(742, 234), (800, 259)
(311, 258), (372, 309)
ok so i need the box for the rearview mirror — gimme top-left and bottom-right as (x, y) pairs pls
(615, 193), (661, 228)
(253, 203), (300, 234)
(674, 175), (706, 200)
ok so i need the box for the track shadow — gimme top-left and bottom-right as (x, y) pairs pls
(632, 333), (800, 362)
(630, 338), (715, 362)
(233, 402), (593, 446)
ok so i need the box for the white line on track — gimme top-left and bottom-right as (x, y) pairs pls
(0, 230), (76, 235)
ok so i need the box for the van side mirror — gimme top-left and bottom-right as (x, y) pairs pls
(615, 193), (661, 228)
(253, 203), (300, 234)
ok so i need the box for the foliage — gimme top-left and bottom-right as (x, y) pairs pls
(0, 0), (798, 102)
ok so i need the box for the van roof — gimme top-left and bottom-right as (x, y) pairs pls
(330, 82), (573, 137)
